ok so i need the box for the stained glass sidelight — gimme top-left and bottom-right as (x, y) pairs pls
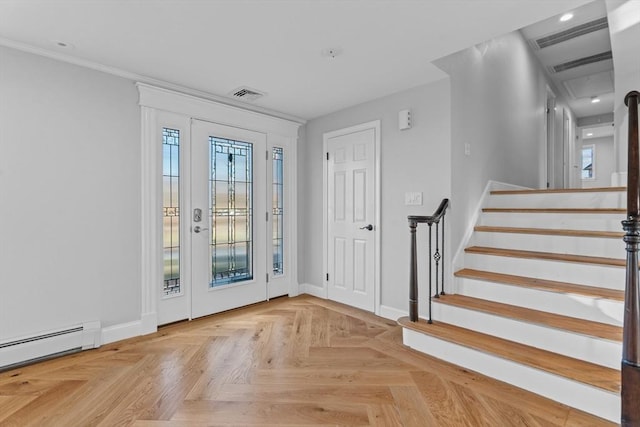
(272, 147), (284, 276)
(162, 128), (181, 296)
(209, 137), (253, 286)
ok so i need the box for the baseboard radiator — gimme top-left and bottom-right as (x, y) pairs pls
(0, 321), (101, 371)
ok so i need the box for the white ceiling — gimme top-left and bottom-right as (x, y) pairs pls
(520, 0), (614, 118)
(0, 0), (594, 121)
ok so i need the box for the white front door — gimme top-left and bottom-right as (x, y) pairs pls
(325, 125), (377, 312)
(190, 119), (267, 318)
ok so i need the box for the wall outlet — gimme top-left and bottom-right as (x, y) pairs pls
(464, 143), (471, 156)
(405, 192), (423, 206)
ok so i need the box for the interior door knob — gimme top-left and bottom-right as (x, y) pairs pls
(360, 224), (373, 231)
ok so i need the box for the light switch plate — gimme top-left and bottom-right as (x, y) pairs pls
(405, 192), (423, 206)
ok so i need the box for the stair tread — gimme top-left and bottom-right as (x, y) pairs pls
(483, 207), (625, 214)
(434, 294), (622, 342)
(465, 245), (625, 267)
(490, 187), (626, 195)
(398, 317), (620, 393)
(454, 268), (625, 301)
(474, 225), (624, 239)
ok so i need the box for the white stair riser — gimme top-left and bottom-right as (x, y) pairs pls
(464, 253), (625, 290)
(478, 212), (625, 232)
(486, 192), (625, 209)
(432, 303), (621, 368)
(457, 277), (623, 326)
(471, 232), (624, 259)
(403, 328), (620, 423)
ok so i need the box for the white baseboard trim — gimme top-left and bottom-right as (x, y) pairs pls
(101, 321), (142, 345)
(140, 312), (158, 336)
(101, 312), (158, 346)
(299, 283), (326, 299)
(378, 304), (408, 321)
(288, 281), (300, 298)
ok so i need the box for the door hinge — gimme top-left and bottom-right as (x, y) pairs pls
(266, 273), (269, 283)
(326, 152), (329, 160)
(326, 273), (329, 281)
(266, 150), (269, 160)
(266, 211), (269, 221)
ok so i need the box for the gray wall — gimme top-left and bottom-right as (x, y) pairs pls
(0, 46), (141, 340)
(606, 0), (640, 173)
(300, 79), (451, 312)
(436, 31), (554, 254)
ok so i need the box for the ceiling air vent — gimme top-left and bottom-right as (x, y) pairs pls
(550, 50), (612, 73)
(228, 86), (265, 102)
(532, 17), (608, 49)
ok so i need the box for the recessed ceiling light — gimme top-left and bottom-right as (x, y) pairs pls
(591, 96), (601, 103)
(560, 13), (574, 22)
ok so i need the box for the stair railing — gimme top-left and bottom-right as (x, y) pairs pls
(622, 90), (640, 427)
(408, 198), (450, 323)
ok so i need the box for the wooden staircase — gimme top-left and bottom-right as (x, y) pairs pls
(400, 186), (626, 423)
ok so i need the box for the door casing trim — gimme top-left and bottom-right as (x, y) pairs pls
(138, 83), (301, 333)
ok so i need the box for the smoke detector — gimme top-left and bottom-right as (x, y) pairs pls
(228, 86), (266, 102)
(321, 47), (342, 59)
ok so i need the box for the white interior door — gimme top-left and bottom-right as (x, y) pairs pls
(190, 119), (267, 318)
(326, 126), (376, 312)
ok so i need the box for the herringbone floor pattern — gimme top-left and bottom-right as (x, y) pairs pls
(0, 295), (614, 426)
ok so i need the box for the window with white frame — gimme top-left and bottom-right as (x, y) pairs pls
(581, 144), (594, 180)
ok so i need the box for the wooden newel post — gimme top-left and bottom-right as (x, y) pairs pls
(622, 90), (640, 427)
(409, 220), (418, 322)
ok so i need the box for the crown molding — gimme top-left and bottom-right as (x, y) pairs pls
(0, 36), (306, 125)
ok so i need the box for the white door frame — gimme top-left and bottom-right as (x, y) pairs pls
(322, 121), (381, 315)
(137, 83), (301, 335)
(545, 88), (556, 189)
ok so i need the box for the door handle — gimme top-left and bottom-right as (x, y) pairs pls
(360, 224), (373, 231)
(193, 226), (209, 233)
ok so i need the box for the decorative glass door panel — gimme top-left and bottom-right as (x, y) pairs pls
(191, 120), (266, 318)
(272, 147), (284, 276)
(163, 128), (181, 295)
(209, 137), (253, 287)
(157, 113), (191, 327)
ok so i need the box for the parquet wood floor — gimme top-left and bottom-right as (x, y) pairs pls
(0, 295), (615, 426)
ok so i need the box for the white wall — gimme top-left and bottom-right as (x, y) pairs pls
(606, 0), (640, 174)
(435, 31), (556, 255)
(580, 135), (615, 188)
(0, 46), (141, 340)
(301, 80), (451, 314)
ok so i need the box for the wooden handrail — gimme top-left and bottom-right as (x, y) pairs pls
(408, 198), (450, 224)
(622, 90), (640, 426)
(408, 199), (450, 322)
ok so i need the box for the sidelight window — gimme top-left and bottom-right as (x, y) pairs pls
(272, 147), (284, 276)
(162, 128), (181, 296)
